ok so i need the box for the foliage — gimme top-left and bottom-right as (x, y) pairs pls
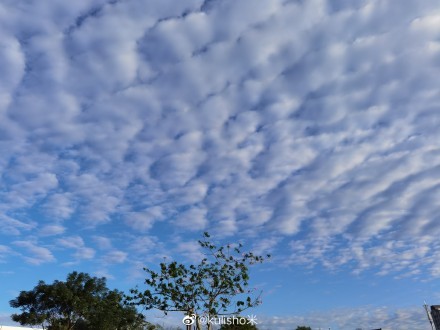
(10, 271), (146, 330)
(295, 326), (312, 330)
(127, 232), (269, 329)
(219, 316), (258, 329)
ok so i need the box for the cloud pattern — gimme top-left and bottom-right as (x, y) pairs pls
(1, 0), (440, 326)
(260, 305), (430, 330)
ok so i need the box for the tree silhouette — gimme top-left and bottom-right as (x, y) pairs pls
(127, 232), (270, 330)
(10, 271), (146, 330)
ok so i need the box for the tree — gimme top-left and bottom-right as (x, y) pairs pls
(127, 232), (270, 330)
(83, 289), (146, 329)
(219, 316), (258, 329)
(10, 271), (146, 330)
(295, 326), (312, 330)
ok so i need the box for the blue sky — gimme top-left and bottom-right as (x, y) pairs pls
(1, 0), (440, 329)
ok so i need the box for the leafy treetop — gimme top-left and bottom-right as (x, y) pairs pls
(127, 232), (270, 329)
(10, 271), (146, 330)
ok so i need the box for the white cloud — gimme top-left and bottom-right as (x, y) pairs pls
(73, 247), (95, 260)
(103, 250), (127, 264)
(92, 235), (112, 250)
(56, 236), (85, 249)
(0, 245), (13, 263)
(38, 225), (66, 236)
(0, 215), (35, 236)
(124, 206), (163, 232)
(175, 240), (204, 263)
(13, 241), (55, 265)
(128, 236), (158, 254)
(0, 33), (25, 111)
(126, 235), (169, 267)
(42, 193), (75, 220)
(56, 236), (95, 260)
(173, 207), (207, 231)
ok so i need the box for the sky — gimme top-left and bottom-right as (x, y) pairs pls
(0, 0), (440, 329)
